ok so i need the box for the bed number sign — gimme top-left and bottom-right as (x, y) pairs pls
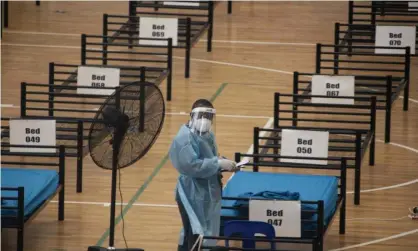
(163, 1), (200, 7)
(77, 66), (120, 95)
(139, 17), (178, 46)
(311, 75), (355, 104)
(250, 200), (301, 237)
(280, 129), (329, 165)
(375, 26), (416, 55)
(9, 119), (56, 153)
(408, 1), (418, 11)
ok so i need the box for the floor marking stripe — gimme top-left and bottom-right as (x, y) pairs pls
(201, 39), (316, 46)
(347, 179), (418, 194)
(3, 30), (316, 46)
(346, 216), (408, 221)
(4, 30), (80, 36)
(329, 229), (418, 251)
(0, 104), (271, 119)
(3, 43), (418, 103)
(2, 43), (80, 49)
(0, 104), (15, 108)
(177, 56), (294, 75)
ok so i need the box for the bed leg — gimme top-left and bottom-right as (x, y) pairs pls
(403, 47), (410, 111)
(369, 97), (376, 166)
(59, 188), (65, 221)
(384, 75), (392, 143)
(369, 134), (375, 166)
(17, 187), (24, 251)
(339, 203), (346, 234)
(354, 133), (361, 205)
(59, 145), (65, 221)
(185, 18), (191, 78)
(207, 1), (214, 52)
(17, 228), (24, 251)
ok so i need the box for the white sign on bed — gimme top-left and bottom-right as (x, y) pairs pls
(9, 119), (56, 153)
(311, 75), (355, 105)
(77, 66), (120, 95)
(409, 1), (418, 11)
(139, 17), (178, 46)
(375, 26), (416, 55)
(249, 200), (301, 238)
(163, 1), (200, 7)
(280, 129), (329, 165)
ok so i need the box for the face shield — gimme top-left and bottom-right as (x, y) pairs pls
(189, 107), (216, 136)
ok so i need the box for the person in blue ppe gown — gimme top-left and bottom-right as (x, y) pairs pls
(169, 99), (239, 251)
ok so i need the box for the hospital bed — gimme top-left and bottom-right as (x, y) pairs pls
(1, 144), (66, 251)
(220, 154), (347, 251)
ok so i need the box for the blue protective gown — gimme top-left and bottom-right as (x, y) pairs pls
(169, 124), (222, 242)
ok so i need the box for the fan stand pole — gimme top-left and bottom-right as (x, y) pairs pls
(108, 127), (121, 248)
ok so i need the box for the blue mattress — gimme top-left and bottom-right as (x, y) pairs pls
(1, 168), (59, 218)
(221, 171), (338, 230)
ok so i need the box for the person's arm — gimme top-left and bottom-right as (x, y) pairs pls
(172, 143), (220, 179)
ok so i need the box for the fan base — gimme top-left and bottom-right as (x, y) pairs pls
(88, 246), (144, 251)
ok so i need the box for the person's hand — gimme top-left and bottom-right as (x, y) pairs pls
(218, 159), (238, 172)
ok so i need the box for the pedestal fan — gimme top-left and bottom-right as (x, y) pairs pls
(87, 81), (165, 251)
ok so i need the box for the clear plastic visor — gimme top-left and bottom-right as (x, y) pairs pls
(189, 107), (216, 136)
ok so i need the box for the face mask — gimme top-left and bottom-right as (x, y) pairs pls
(194, 118), (212, 133)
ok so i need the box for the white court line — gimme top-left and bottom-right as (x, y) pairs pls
(4, 42), (418, 103)
(104, 202), (177, 208)
(380, 139), (418, 153)
(360, 86), (418, 105)
(175, 56), (294, 75)
(0, 104), (15, 108)
(50, 200), (176, 208)
(346, 216), (408, 221)
(2, 43), (80, 49)
(0, 104), (270, 119)
(51, 200), (107, 206)
(329, 229), (418, 251)
(1, 43), (293, 75)
(202, 39), (316, 46)
(347, 179), (418, 194)
(4, 30), (80, 36)
(1, 43), (294, 75)
(345, 139), (418, 193)
(3, 30), (316, 46)
(399, 96), (418, 104)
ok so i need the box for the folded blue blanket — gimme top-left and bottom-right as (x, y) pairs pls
(232, 191), (316, 219)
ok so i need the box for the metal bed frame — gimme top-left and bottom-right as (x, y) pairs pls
(19, 82), (156, 193)
(270, 92), (376, 205)
(200, 236), (316, 251)
(81, 34), (173, 100)
(1, 144), (65, 251)
(107, 0), (216, 79)
(314, 43), (410, 143)
(334, 22), (418, 56)
(1, 117), (85, 193)
(348, 1), (418, 26)
(221, 155), (347, 251)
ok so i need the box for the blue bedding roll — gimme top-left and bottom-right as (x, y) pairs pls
(1, 168), (59, 218)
